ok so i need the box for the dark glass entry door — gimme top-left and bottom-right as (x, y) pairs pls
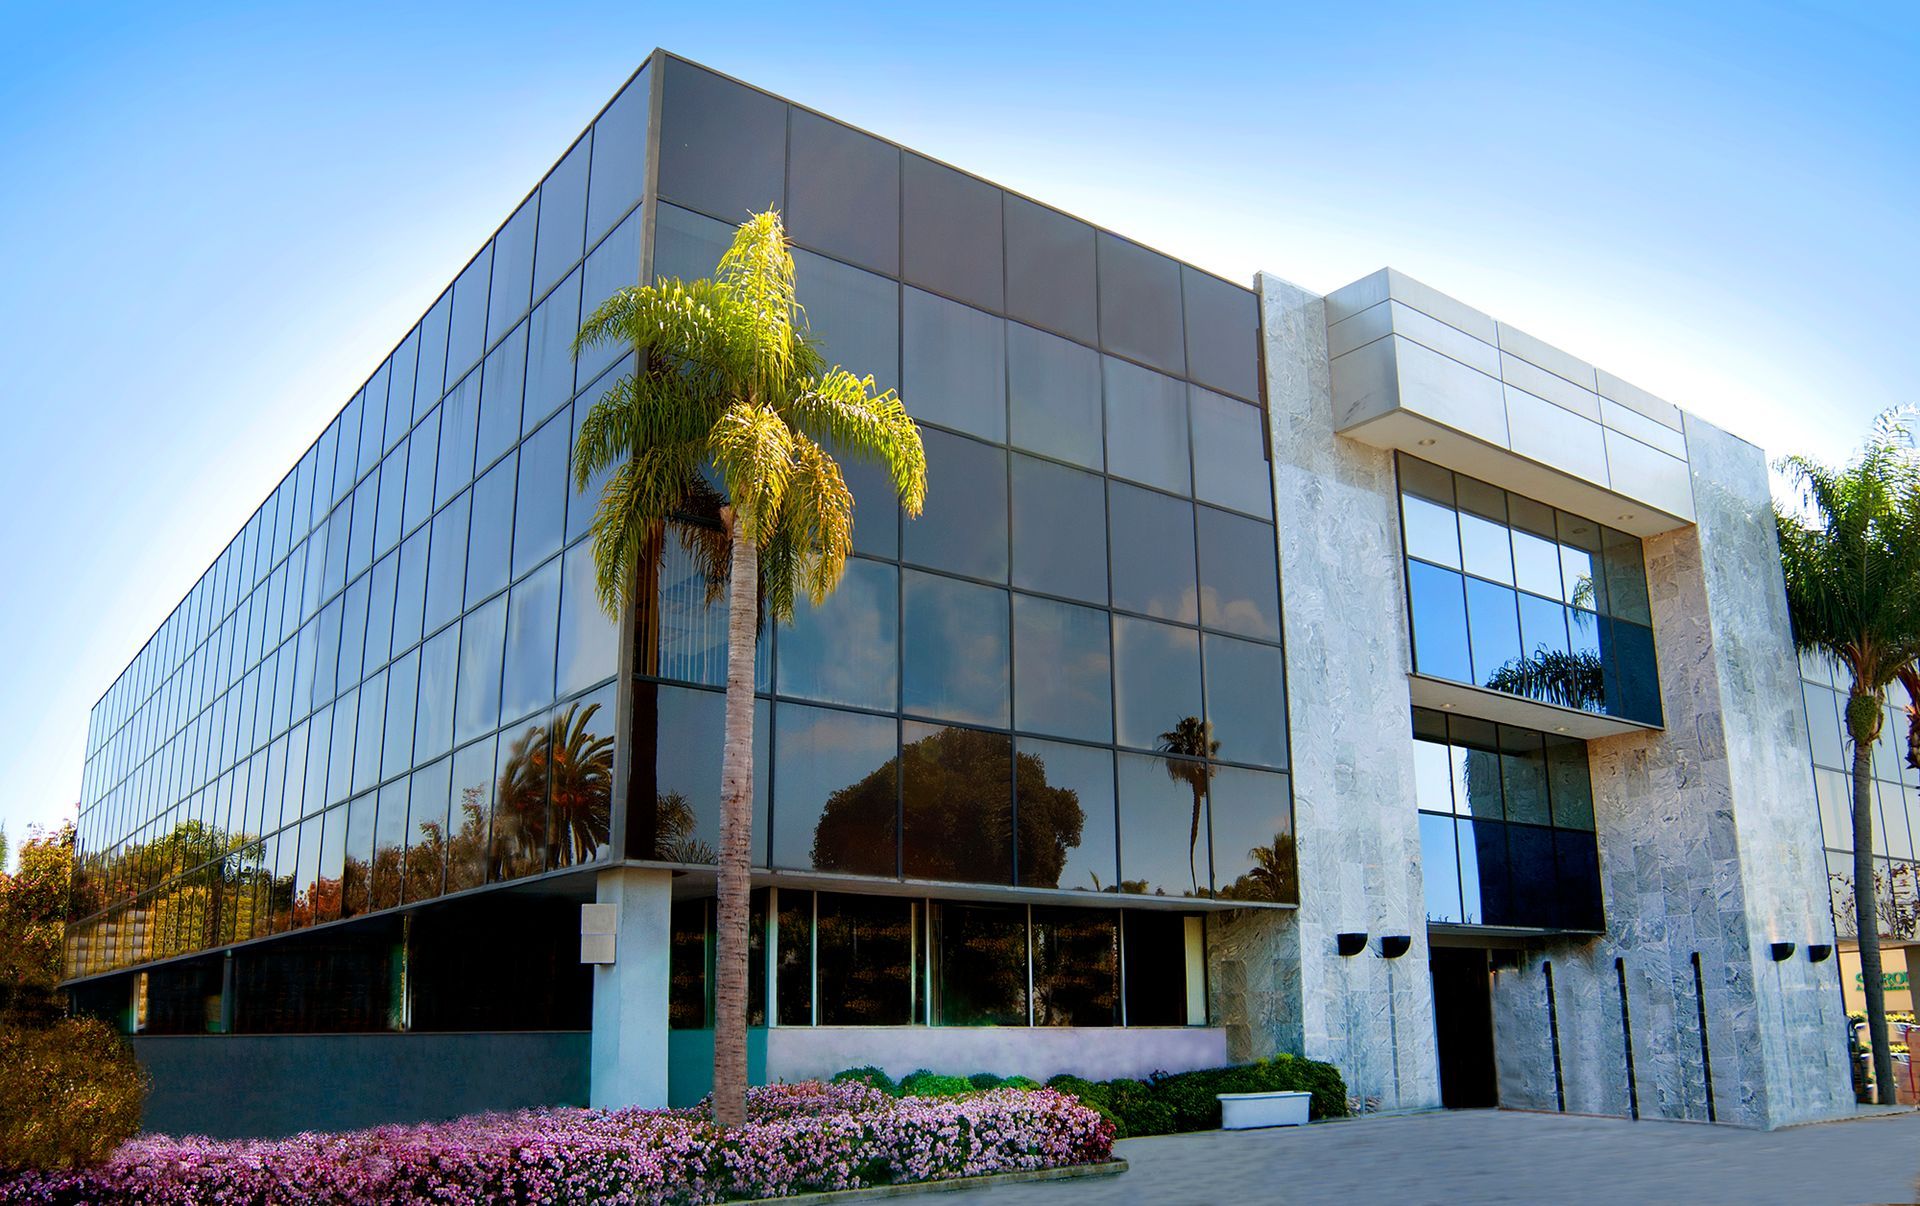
(1431, 947), (1497, 1108)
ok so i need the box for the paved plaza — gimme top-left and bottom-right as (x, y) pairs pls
(949, 1109), (1920, 1205)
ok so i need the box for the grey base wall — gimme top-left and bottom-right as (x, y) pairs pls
(130, 1032), (589, 1139)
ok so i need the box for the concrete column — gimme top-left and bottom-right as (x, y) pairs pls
(589, 866), (673, 1109)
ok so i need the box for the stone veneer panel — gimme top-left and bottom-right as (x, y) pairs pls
(1208, 274), (1440, 1112)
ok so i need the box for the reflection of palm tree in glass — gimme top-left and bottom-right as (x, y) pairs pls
(1156, 717), (1218, 896)
(653, 790), (717, 864)
(1215, 832), (1298, 903)
(496, 701), (616, 876)
(1485, 647), (1606, 710)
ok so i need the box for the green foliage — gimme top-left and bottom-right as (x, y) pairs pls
(897, 1071), (974, 1098)
(1047, 1057), (1348, 1137)
(829, 1066), (898, 1096)
(0, 1017), (147, 1170)
(0, 824), (75, 1027)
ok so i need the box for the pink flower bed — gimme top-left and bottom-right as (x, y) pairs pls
(0, 1082), (1114, 1205)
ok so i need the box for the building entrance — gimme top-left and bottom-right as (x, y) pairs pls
(1430, 947), (1497, 1108)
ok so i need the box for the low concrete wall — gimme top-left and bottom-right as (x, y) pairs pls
(129, 1032), (589, 1138)
(765, 1027), (1229, 1084)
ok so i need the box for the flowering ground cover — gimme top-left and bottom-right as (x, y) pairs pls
(0, 1081), (1114, 1205)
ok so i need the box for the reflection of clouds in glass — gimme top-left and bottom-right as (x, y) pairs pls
(903, 572), (1008, 727)
(780, 560), (897, 711)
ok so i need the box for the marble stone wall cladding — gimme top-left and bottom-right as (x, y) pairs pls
(1323, 269), (1695, 526)
(1251, 273), (1441, 1113)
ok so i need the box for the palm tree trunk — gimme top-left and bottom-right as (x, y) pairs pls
(1188, 787), (1203, 895)
(1848, 693), (1897, 1105)
(711, 507), (758, 1129)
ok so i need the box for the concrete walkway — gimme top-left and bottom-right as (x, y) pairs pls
(945, 1109), (1920, 1205)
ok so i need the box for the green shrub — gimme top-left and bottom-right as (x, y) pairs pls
(0, 1017), (147, 1170)
(967, 1072), (1003, 1090)
(1047, 1057), (1347, 1136)
(1000, 1075), (1041, 1090)
(897, 1071), (974, 1098)
(829, 1066), (899, 1096)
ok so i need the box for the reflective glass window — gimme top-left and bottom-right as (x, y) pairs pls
(1007, 322), (1102, 470)
(454, 595), (506, 743)
(382, 650), (419, 783)
(353, 669), (386, 794)
(795, 249), (899, 395)
(447, 244), (492, 385)
(772, 703), (896, 877)
(548, 682), (616, 867)
(1109, 483), (1196, 622)
(423, 493), (470, 635)
(657, 59), (784, 220)
(902, 431), (1006, 582)
(492, 712), (549, 880)
(1203, 635), (1287, 769)
(391, 529), (429, 656)
(1509, 496), (1562, 599)
(901, 153), (1002, 312)
(464, 452), (517, 607)
(436, 370), (480, 508)
(1545, 734), (1593, 829)
(1207, 764), (1295, 902)
(1012, 594), (1112, 744)
(487, 194), (538, 347)
(476, 324), (527, 471)
(1112, 616), (1202, 752)
(1097, 233), (1184, 374)
(1449, 717), (1505, 820)
(1010, 455), (1107, 604)
(414, 293), (451, 421)
(1004, 195), (1096, 344)
(843, 457), (901, 560)
(363, 553), (397, 673)
(402, 409), (440, 536)
(787, 109), (899, 274)
(777, 557), (897, 712)
(1602, 528), (1652, 626)
(370, 778), (408, 911)
(1498, 725), (1550, 825)
(654, 203), (734, 285)
(1031, 906), (1118, 1025)
(902, 288), (1005, 442)
(1189, 388), (1271, 519)
(1408, 561), (1471, 683)
(1459, 817), (1504, 925)
(533, 136), (589, 300)
(816, 893), (913, 1025)
(500, 560), (560, 724)
(523, 268), (581, 431)
(902, 571), (1009, 727)
(1017, 738), (1117, 893)
(932, 901), (1026, 1024)
(1557, 512), (1607, 612)
(1196, 507), (1281, 641)
(1399, 457), (1459, 569)
(556, 543), (619, 696)
(1182, 267), (1259, 402)
(579, 210), (641, 384)
(1116, 750), (1209, 898)
(445, 736), (495, 892)
(1465, 578), (1522, 688)
(512, 413), (568, 578)
(903, 722), (1013, 885)
(1420, 811), (1463, 923)
(336, 574), (370, 689)
(1103, 358), (1190, 495)
(586, 69), (651, 244)
(569, 356), (634, 545)
(1456, 478), (1513, 585)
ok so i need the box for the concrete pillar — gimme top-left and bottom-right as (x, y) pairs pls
(588, 866), (673, 1109)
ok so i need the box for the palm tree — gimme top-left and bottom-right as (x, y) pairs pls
(1156, 717), (1219, 895)
(573, 211), (925, 1126)
(1776, 414), (1920, 1104)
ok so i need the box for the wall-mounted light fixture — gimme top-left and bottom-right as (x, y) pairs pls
(1379, 935), (1412, 959)
(1769, 942), (1796, 963)
(1336, 932), (1369, 957)
(1808, 944), (1833, 964)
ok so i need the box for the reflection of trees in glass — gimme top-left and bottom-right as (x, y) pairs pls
(80, 820), (282, 966)
(808, 728), (1085, 884)
(653, 790), (717, 864)
(1156, 717), (1218, 896)
(1214, 832), (1298, 904)
(1485, 647), (1606, 711)
(1832, 860), (1920, 943)
(494, 702), (615, 878)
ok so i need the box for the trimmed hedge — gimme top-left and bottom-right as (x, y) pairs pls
(831, 1055), (1346, 1138)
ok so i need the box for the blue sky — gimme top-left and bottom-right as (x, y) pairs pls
(1, 2), (1914, 858)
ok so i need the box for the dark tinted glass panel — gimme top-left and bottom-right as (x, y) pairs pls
(1196, 507), (1281, 641)
(1408, 562), (1471, 683)
(1018, 737), (1116, 892)
(1181, 267), (1258, 401)
(787, 109), (899, 274)
(586, 70), (650, 244)
(669, 899), (708, 1028)
(1104, 358), (1190, 495)
(1450, 717), (1504, 820)
(1567, 608), (1605, 712)
(556, 543), (618, 696)
(1420, 811), (1463, 923)
(1610, 619), (1661, 724)
(796, 249), (899, 395)
(658, 59), (786, 221)
(631, 685), (724, 863)
(1011, 456), (1107, 604)
(1109, 483), (1196, 622)
(512, 414), (568, 578)
(934, 901), (1026, 1025)
(1465, 578), (1522, 688)
(1203, 635), (1287, 769)
(1506, 823), (1555, 925)
(901, 154), (1002, 311)
(1004, 195), (1096, 344)
(1122, 910), (1193, 1025)
(1460, 817), (1506, 925)
(533, 137), (589, 300)
(447, 244), (492, 385)
(1012, 594), (1112, 744)
(1206, 765), (1296, 903)
(414, 293), (451, 420)
(1112, 617), (1202, 753)
(635, 523), (730, 688)
(476, 324), (527, 470)
(1007, 323), (1102, 469)
(902, 722), (1012, 885)
(1189, 389), (1271, 519)
(454, 595), (506, 743)
(501, 560), (560, 724)
(1097, 233), (1184, 374)
(655, 203), (734, 285)
(1557, 511), (1606, 612)
(902, 288), (1005, 442)
(902, 571), (1009, 726)
(1498, 725), (1550, 825)
(1031, 906), (1118, 1025)
(816, 893), (913, 1025)
(465, 453), (516, 607)
(843, 456), (900, 559)
(777, 557), (897, 711)
(1545, 735), (1594, 829)
(1122, 737), (1227, 880)
(523, 269), (581, 430)
(488, 195), (538, 346)
(903, 431), (1006, 581)
(1602, 527), (1652, 626)
(772, 703), (896, 876)
(1553, 829), (1604, 930)
(776, 891), (813, 1026)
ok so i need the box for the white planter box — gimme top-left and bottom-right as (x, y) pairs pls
(1218, 1090), (1311, 1130)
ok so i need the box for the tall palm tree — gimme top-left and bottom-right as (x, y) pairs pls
(573, 211), (925, 1126)
(1156, 717), (1219, 896)
(1776, 415), (1920, 1104)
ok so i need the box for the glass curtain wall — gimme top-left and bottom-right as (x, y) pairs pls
(628, 58), (1294, 907)
(1398, 454), (1661, 725)
(1412, 707), (1603, 930)
(66, 67), (648, 981)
